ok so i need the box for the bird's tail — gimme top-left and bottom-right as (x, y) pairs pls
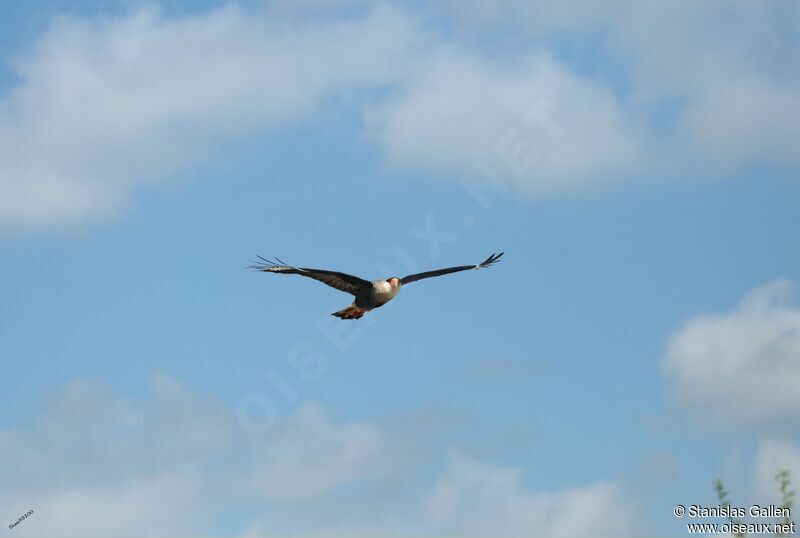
(332, 303), (365, 320)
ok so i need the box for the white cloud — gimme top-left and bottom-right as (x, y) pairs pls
(0, 375), (640, 537)
(435, 1), (800, 170)
(1, 1), (643, 230)
(4, 0), (796, 230)
(424, 452), (641, 537)
(612, 2), (800, 169)
(0, 376), (223, 537)
(683, 79), (800, 168)
(663, 280), (800, 427)
(0, 375), (405, 537)
(365, 52), (642, 192)
(0, 3), (417, 228)
(248, 402), (396, 501)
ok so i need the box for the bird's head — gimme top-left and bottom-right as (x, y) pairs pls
(388, 277), (400, 288)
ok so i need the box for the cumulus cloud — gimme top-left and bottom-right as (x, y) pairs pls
(663, 280), (800, 427)
(0, 3), (417, 228)
(614, 2), (800, 169)
(4, 0), (796, 230)
(0, 375), (405, 537)
(0, 0), (645, 229)
(424, 452), (641, 537)
(0, 375), (640, 537)
(248, 403), (395, 501)
(0, 375), (224, 537)
(436, 1), (800, 170)
(365, 52), (642, 192)
(683, 79), (800, 168)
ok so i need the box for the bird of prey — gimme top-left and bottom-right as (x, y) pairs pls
(251, 252), (504, 319)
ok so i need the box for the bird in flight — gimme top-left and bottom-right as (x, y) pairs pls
(251, 252), (504, 319)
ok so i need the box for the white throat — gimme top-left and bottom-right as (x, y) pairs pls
(375, 280), (400, 300)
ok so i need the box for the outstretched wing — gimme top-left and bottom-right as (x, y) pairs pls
(251, 257), (372, 296)
(399, 252), (504, 285)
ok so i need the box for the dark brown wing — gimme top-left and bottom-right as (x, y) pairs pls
(399, 252), (503, 285)
(251, 257), (372, 296)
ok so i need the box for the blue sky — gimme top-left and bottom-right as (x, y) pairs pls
(1, 1), (800, 536)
